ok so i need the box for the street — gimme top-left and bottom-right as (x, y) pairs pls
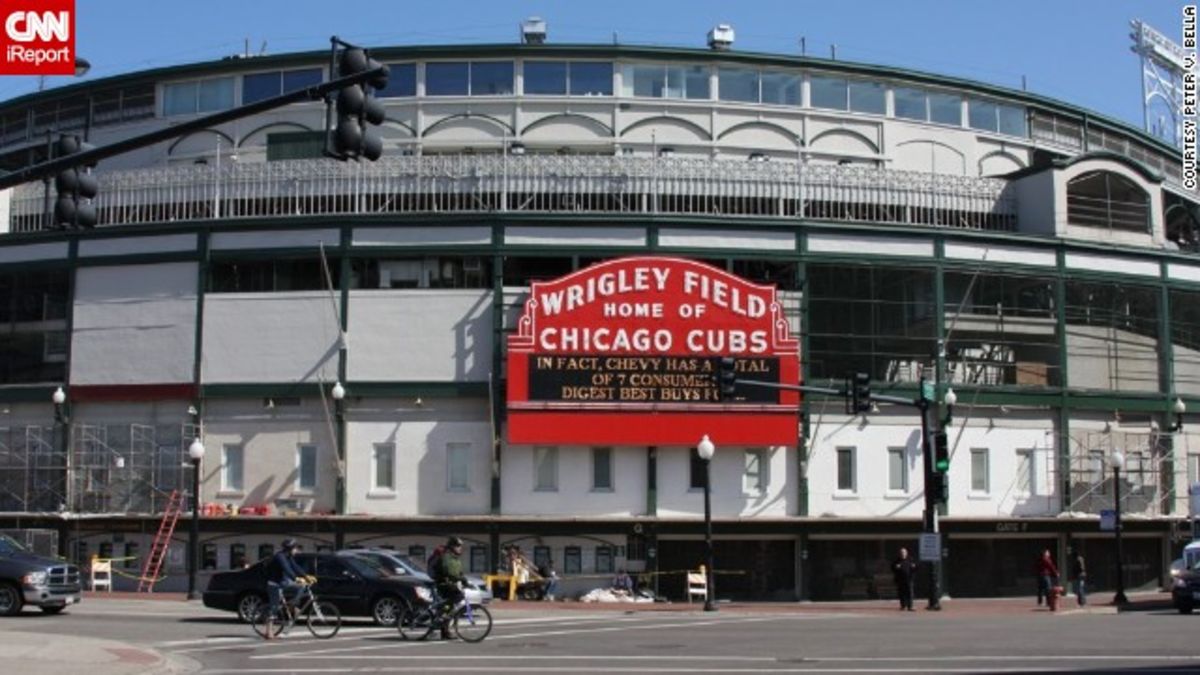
(2, 596), (1200, 674)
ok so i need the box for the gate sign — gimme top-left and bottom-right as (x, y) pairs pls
(506, 257), (800, 445)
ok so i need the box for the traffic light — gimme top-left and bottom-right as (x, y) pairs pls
(928, 471), (949, 505)
(852, 372), (871, 414)
(53, 134), (98, 228)
(933, 430), (950, 473)
(718, 357), (737, 400)
(327, 45), (389, 161)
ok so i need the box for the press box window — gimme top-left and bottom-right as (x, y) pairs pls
(623, 64), (709, 99)
(242, 68), (322, 104)
(525, 61), (613, 96)
(718, 67), (758, 103)
(162, 77), (234, 116)
(378, 63), (416, 97)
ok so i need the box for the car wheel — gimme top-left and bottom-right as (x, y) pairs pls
(237, 593), (266, 624)
(0, 583), (23, 617)
(39, 606), (66, 615)
(372, 595), (406, 626)
(1179, 605), (1194, 615)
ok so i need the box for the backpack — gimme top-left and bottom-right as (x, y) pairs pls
(426, 545), (446, 574)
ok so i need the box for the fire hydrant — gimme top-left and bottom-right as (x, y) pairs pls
(1048, 583), (1063, 611)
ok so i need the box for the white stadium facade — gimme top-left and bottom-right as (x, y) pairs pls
(0, 25), (1197, 602)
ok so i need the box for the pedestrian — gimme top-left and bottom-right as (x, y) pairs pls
(1071, 551), (1087, 607)
(538, 558), (560, 601)
(891, 547), (917, 611)
(1035, 549), (1059, 607)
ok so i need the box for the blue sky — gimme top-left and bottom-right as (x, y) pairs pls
(0, 0), (1187, 131)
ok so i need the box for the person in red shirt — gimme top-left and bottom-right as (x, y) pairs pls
(1035, 549), (1059, 607)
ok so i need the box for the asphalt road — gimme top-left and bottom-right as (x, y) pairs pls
(4, 598), (1200, 674)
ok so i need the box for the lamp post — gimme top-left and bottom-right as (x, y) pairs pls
(1168, 397), (1187, 433)
(1109, 449), (1128, 606)
(697, 434), (717, 612)
(52, 387), (68, 513)
(331, 381), (346, 515)
(186, 438), (205, 600)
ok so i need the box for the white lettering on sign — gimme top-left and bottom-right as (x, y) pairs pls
(5, 11), (68, 42)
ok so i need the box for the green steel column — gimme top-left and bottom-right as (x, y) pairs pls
(933, 239), (947, 518)
(1158, 266), (1175, 515)
(646, 447), (657, 516)
(490, 226), (505, 515)
(1056, 250), (1072, 513)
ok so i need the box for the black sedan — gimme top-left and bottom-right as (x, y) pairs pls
(1172, 562), (1200, 614)
(202, 552), (433, 625)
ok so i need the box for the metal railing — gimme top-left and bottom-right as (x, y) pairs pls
(8, 155), (1016, 233)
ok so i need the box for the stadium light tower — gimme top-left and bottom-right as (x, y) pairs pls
(1129, 19), (1187, 148)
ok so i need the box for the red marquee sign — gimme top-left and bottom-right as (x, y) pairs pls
(506, 257), (800, 446)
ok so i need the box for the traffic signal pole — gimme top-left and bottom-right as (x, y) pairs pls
(0, 60), (388, 193)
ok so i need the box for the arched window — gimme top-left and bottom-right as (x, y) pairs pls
(1066, 170), (1149, 232)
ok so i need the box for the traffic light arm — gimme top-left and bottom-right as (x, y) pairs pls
(733, 378), (914, 407)
(0, 64), (388, 193)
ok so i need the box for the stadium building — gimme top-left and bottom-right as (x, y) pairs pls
(0, 22), (1197, 601)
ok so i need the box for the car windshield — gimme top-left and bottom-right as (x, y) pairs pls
(344, 555), (386, 578)
(0, 534), (26, 555)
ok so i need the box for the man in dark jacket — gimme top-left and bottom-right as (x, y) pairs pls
(892, 547), (917, 611)
(265, 538), (310, 638)
(432, 536), (467, 639)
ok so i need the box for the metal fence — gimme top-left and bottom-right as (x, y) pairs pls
(9, 155), (1016, 233)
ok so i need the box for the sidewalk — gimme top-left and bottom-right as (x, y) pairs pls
(0, 630), (198, 675)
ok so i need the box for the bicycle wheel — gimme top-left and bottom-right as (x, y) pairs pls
(251, 606), (286, 639)
(306, 601), (341, 639)
(397, 606), (435, 641)
(452, 603), (492, 643)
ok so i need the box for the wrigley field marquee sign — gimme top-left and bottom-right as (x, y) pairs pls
(506, 257), (800, 445)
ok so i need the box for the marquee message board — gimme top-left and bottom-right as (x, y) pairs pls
(506, 257), (800, 445)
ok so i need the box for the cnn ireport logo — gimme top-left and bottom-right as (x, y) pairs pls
(0, 0), (76, 75)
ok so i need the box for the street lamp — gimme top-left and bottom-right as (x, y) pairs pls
(942, 387), (957, 425)
(331, 381), (346, 514)
(1168, 397), (1187, 433)
(1109, 449), (1128, 606)
(697, 434), (717, 612)
(186, 437), (205, 600)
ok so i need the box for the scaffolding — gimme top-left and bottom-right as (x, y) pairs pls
(0, 426), (67, 513)
(1066, 428), (1180, 516)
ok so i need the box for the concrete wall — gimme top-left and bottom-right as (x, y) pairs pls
(71, 262), (198, 386)
(656, 444), (795, 518)
(501, 445), (648, 517)
(201, 292), (340, 384)
(346, 290), (491, 382)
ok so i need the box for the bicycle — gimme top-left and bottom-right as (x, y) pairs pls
(252, 581), (341, 640)
(398, 590), (492, 643)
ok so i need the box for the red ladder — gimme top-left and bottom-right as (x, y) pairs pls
(138, 490), (183, 593)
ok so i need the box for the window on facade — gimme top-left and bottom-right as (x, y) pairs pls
(525, 61), (613, 96)
(807, 75), (847, 110)
(564, 546), (582, 574)
(887, 447), (907, 491)
(730, 259), (800, 290)
(1065, 280), (1160, 392)
(297, 444), (317, 491)
(689, 447), (707, 490)
(469, 545), (488, 574)
(849, 80), (886, 114)
(222, 444), (244, 492)
(928, 92), (962, 126)
(258, 544), (273, 562)
(836, 447), (856, 492)
(592, 447), (613, 490)
(379, 63), (416, 97)
(970, 448), (989, 492)
(425, 62), (470, 95)
(968, 98), (1027, 136)
(202, 543), (218, 570)
(1126, 452), (1146, 493)
(502, 256), (573, 286)
(715, 67), (757, 103)
(0, 268), (69, 385)
(447, 443), (471, 491)
(595, 545), (614, 574)
(163, 77), (234, 116)
(624, 64), (708, 99)
(471, 61), (514, 95)
(534, 446), (558, 491)
(1172, 289), (1200, 397)
(1189, 453), (1200, 486)
(744, 449), (766, 492)
(760, 71), (800, 105)
(807, 265), (935, 383)
(1066, 171), (1149, 232)
(893, 86), (927, 121)
(943, 271), (1060, 387)
(373, 443), (395, 491)
(408, 545), (425, 560)
(209, 257), (339, 293)
(533, 545), (551, 569)
(242, 68), (322, 104)
(229, 543), (245, 569)
(122, 542), (139, 569)
(351, 256), (491, 289)
(98, 542), (113, 560)
(1016, 449), (1034, 493)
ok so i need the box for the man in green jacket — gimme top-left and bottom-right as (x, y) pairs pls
(433, 536), (467, 639)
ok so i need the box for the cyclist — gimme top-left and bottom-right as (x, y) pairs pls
(431, 536), (467, 640)
(265, 538), (311, 638)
